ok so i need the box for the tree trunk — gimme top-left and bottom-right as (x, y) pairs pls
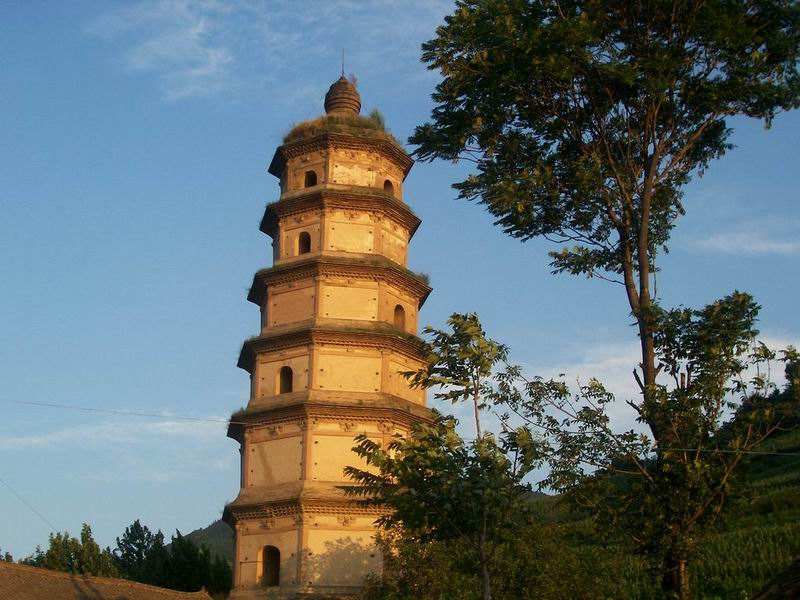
(473, 388), (482, 439)
(662, 554), (690, 600)
(479, 519), (492, 600)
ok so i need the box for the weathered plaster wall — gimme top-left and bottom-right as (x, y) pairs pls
(231, 130), (426, 596)
(273, 208), (410, 267)
(254, 348), (310, 398)
(283, 147), (403, 199)
(263, 276), (418, 333)
(236, 520), (298, 588)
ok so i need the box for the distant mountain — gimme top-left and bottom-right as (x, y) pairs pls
(182, 520), (234, 564)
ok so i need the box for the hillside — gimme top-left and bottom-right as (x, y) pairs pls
(182, 520), (234, 565)
(529, 428), (800, 599)
(185, 431), (798, 597)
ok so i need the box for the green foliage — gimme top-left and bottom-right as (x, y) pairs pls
(113, 522), (232, 596)
(496, 293), (797, 597)
(347, 416), (538, 539)
(21, 523), (118, 577)
(411, 5), (800, 596)
(408, 313), (508, 436)
(283, 111), (401, 145)
(349, 313), (544, 600)
(19, 519), (231, 596)
(411, 0), (800, 284)
(362, 428), (800, 599)
(1, 548), (13, 562)
(362, 525), (653, 600)
(114, 519), (158, 583)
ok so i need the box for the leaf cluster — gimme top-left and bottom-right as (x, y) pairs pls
(498, 292), (798, 569)
(411, 0), (800, 281)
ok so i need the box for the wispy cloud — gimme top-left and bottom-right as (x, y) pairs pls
(529, 333), (797, 432)
(86, 0), (453, 103)
(86, 0), (235, 101)
(0, 418), (226, 451)
(695, 231), (800, 255)
(692, 216), (800, 256)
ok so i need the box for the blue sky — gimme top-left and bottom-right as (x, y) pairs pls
(1, 1), (798, 559)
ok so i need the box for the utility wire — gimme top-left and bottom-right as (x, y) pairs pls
(5, 399), (800, 456)
(0, 475), (56, 532)
(6, 399), (247, 426)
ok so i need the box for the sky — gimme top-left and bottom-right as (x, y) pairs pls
(1, 1), (798, 559)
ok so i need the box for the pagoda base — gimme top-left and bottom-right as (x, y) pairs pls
(229, 585), (359, 600)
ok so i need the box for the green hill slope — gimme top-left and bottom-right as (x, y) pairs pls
(182, 520), (234, 564)
(185, 431), (798, 597)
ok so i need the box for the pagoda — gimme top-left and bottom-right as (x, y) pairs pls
(223, 76), (432, 598)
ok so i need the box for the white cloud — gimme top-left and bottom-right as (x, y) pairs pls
(521, 333), (798, 434)
(86, 0), (236, 101)
(0, 417), (226, 451)
(692, 215), (800, 256)
(86, 0), (453, 103)
(695, 231), (800, 255)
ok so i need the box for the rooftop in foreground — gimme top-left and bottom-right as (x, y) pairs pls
(0, 561), (214, 600)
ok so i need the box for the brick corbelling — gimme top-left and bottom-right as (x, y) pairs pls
(259, 188), (421, 238)
(237, 325), (426, 373)
(223, 498), (388, 527)
(247, 256), (432, 308)
(267, 132), (413, 179)
(226, 395), (434, 441)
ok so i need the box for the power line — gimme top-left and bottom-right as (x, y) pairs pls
(0, 475), (56, 532)
(6, 399), (244, 425)
(6, 399), (800, 456)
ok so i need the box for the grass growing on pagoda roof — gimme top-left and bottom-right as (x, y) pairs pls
(283, 109), (403, 146)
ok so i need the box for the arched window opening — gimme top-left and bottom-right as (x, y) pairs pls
(383, 179), (394, 195)
(260, 545), (280, 587)
(393, 304), (406, 330)
(298, 231), (311, 255)
(278, 366), (293, 394)
(304, 170), (317, 187)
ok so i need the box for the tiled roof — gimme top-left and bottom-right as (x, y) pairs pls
(0, 561), (214, 600)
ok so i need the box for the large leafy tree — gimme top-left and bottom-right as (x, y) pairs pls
(411, 3), (800, 597)
(347, 314), (541, 600)
(412, 0), (800, 395)
(498, 293), (798, 599)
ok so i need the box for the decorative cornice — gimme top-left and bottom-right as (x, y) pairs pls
(259, 187), (421, 239)
(247, 255), (432, 308)
(237, 323), (426, 373)
(223, 497), (387, 527)
(227, 393), (434, 441)
(267, 132), (413, 179)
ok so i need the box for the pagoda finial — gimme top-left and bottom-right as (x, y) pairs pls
(324, 72), (361, 116)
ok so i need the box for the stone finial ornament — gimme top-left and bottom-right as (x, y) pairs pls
(324, 75), (361, 116)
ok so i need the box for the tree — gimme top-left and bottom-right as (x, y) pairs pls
(412, 0), (800, 395)
(21, 523), (117, 577)
(347, 313), (541, 600)
(406, 313), (508, 438)
(1, 548), (12, 563)
(411, 2), (800, 596)
(167, 531), (208, 592)
(111, 519), (230, 595)
(498, 293), (798, 599)
(144, 529), (171, 588)
(114, 519), (157, 583)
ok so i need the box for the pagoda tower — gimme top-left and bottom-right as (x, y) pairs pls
(224, 76), (432, 598)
